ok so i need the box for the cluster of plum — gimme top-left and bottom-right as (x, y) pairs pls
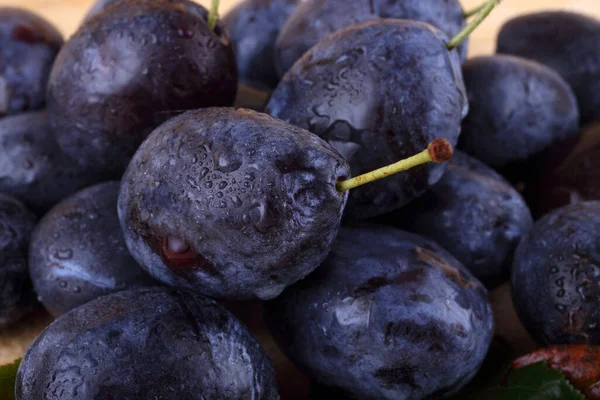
(2, 0), (600, 398)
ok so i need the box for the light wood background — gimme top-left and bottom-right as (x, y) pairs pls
(2, 0), (600, 56)
(0, 0), (596, 386)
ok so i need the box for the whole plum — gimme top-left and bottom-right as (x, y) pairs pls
(118, 107), (350, 300)
(265, 224), (494, 399)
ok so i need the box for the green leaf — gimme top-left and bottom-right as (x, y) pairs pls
(472, 362), (586, 400)
(0, 358), (21, 400)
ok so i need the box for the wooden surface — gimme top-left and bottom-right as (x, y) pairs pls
(0, 0), (595, 374)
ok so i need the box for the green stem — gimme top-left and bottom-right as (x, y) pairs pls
(208, 0), (219, 31)
(336, 139), (453, 192)
(463, 2), (488, 19)
(447, 0), (501, 50)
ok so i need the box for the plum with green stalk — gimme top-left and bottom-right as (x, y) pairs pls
(118, 107), (452, 301)
(273, 0), (498, 76)
(267, 0), (501, 219)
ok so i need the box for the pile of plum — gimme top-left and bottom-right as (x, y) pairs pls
(2, 0), (600, 398)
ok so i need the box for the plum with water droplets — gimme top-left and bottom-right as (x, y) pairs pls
(497, 11), (600, 125)
(458, 55), (579, 181)
(16, 287), (280, 399)
(264, 224), (494, 399)
(512, 201), (600, 345)
(0, 193), (37, 327)
(267, 19), (467, 219)
(224, 0), (299, 90)
(0, 110), (109, 214)
(0, 7), (63, 117)
(28, 181), (156, 317)
(47, 0), (237, 175)
(118, 107), (350, 300)
(274, 0), (467, 77)
(380, 151), (533, 289)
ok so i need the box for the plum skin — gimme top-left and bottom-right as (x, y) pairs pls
(382, 151), (534, 289)
(118, 107), (350, 300)
(0, 111), (110, 214)
(496, 11), (600, 125)
(458, 55), (579, 176)
(16, 287), (280, 399)
(267, 19), (467, 220)
(28, 181), (156, 317)
(265, 224), (494, 400)
(0, 7), (63, 117)
(274, 0), (467, 76)
(0, 194), (37, 327)
(224, 0), (299, 90)
(47, 0), (237, 175)
(512, 201), (600, 345)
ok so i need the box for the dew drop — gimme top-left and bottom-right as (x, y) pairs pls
(218, 181), (228, 190)
(204, 181), (213, 189)
(231, 195), (242, 208)
(55, 249), (73, 260)
(216, 192), (224, 198)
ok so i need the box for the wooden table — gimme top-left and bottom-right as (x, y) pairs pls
(0, 0), (596, 393)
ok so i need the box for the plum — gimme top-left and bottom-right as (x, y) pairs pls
(118, 107), (350, 300)
(382, 151), (533, 288)
(224, 0), (299, 89)
(0, 193), (37, 327)
(458, 55), (579, 180)
(497, 11), (600, 125)
(0, 111), (108, 214)
(512, 201), (600, 345)
(265, 224), (494, 399)
(28, 181), (156, 317)
(274, 0), (467, 76)
(267, 19), (467, 219)
(16, 287), (280, 399)
(47, 0), (237, 174)
(0, 8), (63, 117)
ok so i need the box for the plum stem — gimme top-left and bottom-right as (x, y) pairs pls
(208, 0), (219, 31)
(447, 0), (501, 50)
(336, 138), (453, 192)
(463, 2), (488, 19)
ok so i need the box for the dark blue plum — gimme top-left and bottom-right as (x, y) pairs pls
(16, 287), (280, 399)
(48, 0), (237, 175)
(512, 201), (600, 345)
(382, 151), (533, 289)
(458, 55), (579, 180)
(265, 224), (494, 400)
(496, 11), (600, 125)
(275, 0), (467, 76)
(224, 0), (299, 90)
(0, 193), (37, 327)
(0, 111), (108, 214)
(28, 181), (156, 317)
(118, 107), (350, 300)
(267, 19), (467, 219)
(0, 8), (62, 117)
